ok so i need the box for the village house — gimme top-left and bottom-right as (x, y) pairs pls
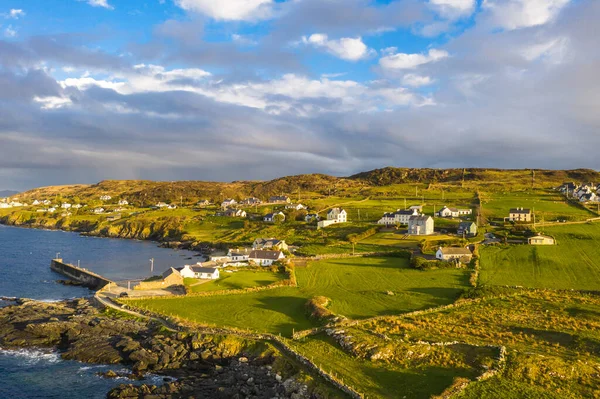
(73, 204), (83, 209)
(118, 199), (129, 206)
(436, 247), (473, 262)
(167, 204), (177, 210)
(318, 208), (347, 229)
(47, 207), (56, 213)
(408, 215), (434, 236)
(558, 182), (578, 195)
(9, 201), (24, 207)
(228, 248), (252, 262)
(0, 203), (11, 209)
(241, 197), (262, 205)
(305, 213), (320, 222)
(285, 203), (306, 211)
(377, 209), (420, 226)
(248, 250), (285, 266)
(409, 205), (423, 212)
(93, 207), (105, 214)
(225, 209), (247, 218)
(155, 202), (168, 208)
(161, 268), (184, 286)
(528, 234), (555, 245)
(197, 200), (211, 207)
(508, 208), (532, 222)
(436, 206), (472, 218)
(61, 203), (72, 209)
(253, 238), (289, 251)
(221, 199), (237, 208)
(32, 200), (40, 206)
(580, 193), (598, 203)
(100, 195), (112, 201)
(269, 196), (291, 204)
(179, 265), (220, 280)
(42, 200), (52, 205)
(457, 222), (478, 237)
(264, 212), (285, 223)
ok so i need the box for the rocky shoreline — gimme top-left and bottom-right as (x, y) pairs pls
(0, 298), (325, 399)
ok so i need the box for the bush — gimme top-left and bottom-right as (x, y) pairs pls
(305, 296), (335, 321)
(410, 256), (455, 270)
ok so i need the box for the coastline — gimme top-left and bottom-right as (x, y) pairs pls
(0, 297), (331, 399)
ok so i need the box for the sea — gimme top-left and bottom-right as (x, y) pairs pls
(0, 224), (199, 398)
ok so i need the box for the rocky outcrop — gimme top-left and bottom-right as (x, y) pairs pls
(0, 299), (324, 399)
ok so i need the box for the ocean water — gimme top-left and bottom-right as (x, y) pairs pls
(0, 225), (197, 398)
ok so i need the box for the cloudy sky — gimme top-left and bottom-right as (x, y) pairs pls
(0, 0), (598, 190)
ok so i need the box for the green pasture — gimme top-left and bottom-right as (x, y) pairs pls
(184, 270), (285, 293)
(479, 222), (600, 290)
(128, 256), (470, 336)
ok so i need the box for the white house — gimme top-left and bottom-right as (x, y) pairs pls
(318, 208), (347, 229)
(285, 203), (306, 211)
(377, 209), (420, 226)
(73, 204), (83, 209)
(32, 200), (40, 206)
(156, 202), (168, 208)
(408, 215), (434, 236)
(436, 247), (473, 262)
(436, 206), (472, 218)
(47, 207), (56, 213)
(179, 264), (220, 280)
(580, 193), (598, 203)
(264, 212), (285, 223)
(42, 200), (52, 205)
(305, 213), (320, 222)
(269, 196), (291, 204)
(0, 203), (11, 209)
(9, 201), (24, 207)
(253, 238), (288, 251)
(118, 199), (129, 206)
(228, 248), (252, 262)
(100, 195), (112, 201)
(241, 197), (262, 205)
(225, 209), (247, 218)
(221, 199), (237, 208)
(409, 205), (423, 212)
(93, 207), (105, 214)
(248, 250), (285, 266)
(197, 200), (211, 207)
(61, 203), (72, 209)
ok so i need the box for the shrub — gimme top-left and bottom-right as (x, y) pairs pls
(410, 256), (455, 270)
(305, 296), (335, 322)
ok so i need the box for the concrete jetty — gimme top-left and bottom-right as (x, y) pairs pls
(50, 259), (114, 290)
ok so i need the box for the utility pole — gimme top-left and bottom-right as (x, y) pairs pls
(150, 258), (154, 274)
(404, 198), (407, 210)
(180, 195), (183, 207)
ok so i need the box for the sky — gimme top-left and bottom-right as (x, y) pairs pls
(0, 0), (598, 190)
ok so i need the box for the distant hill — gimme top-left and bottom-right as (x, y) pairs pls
(349, 167), (600, 186)
(0, 190), (19, 198)
(11, 167), (600, 205)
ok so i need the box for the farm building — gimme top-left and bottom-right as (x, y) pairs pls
(248, 250), (285, 266)
(436, 247), (473, 262)
(179, 265), (220, 280)
(528, 234), (555, 246)
(408, 215), (434, 235)
(457, 222), (477, 237)
(436, 206), (472, 218)
(508, 208), (532, 222)
(318, 208), (347, 229)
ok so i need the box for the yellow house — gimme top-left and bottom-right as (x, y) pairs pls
(528, 234), (555, 246)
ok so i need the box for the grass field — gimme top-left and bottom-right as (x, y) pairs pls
(479, 223), (600, 290)
(128, 256), (470, 336)
(185, 270), (285, 293)
(480, 190), (593, 222)
(288, 334), (477, 399)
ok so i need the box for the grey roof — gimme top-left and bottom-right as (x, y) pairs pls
(190, 266), (218, 274)
(249, 250), (282, 260)
(162, 267), (181, 279)
(439, 247), (472, 255)
(458, 221), (476, 229)
(409, 215), (432, 222)
(509, 208), (531, 214)
(397, 209), (416, 215)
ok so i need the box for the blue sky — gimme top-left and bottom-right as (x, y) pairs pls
(0, 0), (598, 189)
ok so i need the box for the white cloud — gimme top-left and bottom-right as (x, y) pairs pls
(175, 0), (273, 21)
(402, 74), (434, 87)
(4, 25), (16, 38)
(429, 0), (476, 18)
(302, 34), (374, 61)
(483, 0), (571, 30)
(521, 37), (569, 64)
(380, 48), (449, 70)
(232, 34), (258, 46)
(8, 9), (25, 19)
(85, 0), (114, 10)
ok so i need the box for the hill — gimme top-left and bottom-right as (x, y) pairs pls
(349, 167), (600, 186)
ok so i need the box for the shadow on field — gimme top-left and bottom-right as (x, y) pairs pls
(328, 258), (410, 270)
(511, 326), (600, 353)
(256, 295), (313, 335)
(407, 287), (464, 302)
